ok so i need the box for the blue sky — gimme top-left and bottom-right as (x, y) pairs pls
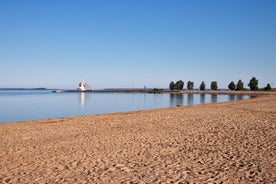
(1, 0), (275, 89)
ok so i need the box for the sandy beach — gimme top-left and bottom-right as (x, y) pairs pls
(0, 92), (275, 183)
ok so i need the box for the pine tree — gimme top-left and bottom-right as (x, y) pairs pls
(236, 80), (244, 91)
(264, 83), (272, 91)
(200, 81), (205, 91)
(187, 81), (194, 90)
(228, 81), (235, 90)
(169, 81), (175, 90)
(248, 77), (258, 90)
(211, 81), (218, 90)
(175, 80), (184, 90)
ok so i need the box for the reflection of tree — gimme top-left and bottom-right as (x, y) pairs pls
(237, 95), (243, 100)
(170, 94), (184, 106)
(211, 94), (217, 103)
(200, 94), (205, 104)
(187, 94), (194, 106)
(170, 94), (175, 106)
(228, 95), (243, 101)
(229, 95), (235, 101)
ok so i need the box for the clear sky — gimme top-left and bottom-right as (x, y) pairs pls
(1, 0), (275, 89)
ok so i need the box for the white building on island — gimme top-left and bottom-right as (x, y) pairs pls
(77, 80), (93, 91)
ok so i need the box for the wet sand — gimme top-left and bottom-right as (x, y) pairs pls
(0, 92), (275, 183)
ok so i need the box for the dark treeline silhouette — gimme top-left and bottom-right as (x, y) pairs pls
(169, 80), (184, 90)
(169, 77), (272, 91)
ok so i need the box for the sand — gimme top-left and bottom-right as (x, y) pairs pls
(0, 92), (275, 183)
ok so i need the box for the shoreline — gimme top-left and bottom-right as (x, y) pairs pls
(0, 93), (275, 183)
(53, 89), (275, 96)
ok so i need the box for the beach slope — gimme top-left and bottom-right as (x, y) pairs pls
(0, 93), (275, 183)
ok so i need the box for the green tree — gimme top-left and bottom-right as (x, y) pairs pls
(228, 81), (235, 90)
(236, 79), (244, 91)
(187, 81), (194, 90)
(264, 83), (272, 91)
(169, 81), (175, 90)
(175, 80), (184, 90)
(200, 81), (205, 91)
(211, 81), (218, 90)
(248, 77), (258, 90)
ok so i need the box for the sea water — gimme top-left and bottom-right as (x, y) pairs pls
(0, 90), (252, 124)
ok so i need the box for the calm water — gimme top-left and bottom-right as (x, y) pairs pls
(0, 90), (252, 124)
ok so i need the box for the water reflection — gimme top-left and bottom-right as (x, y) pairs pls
(154, 94), (162, 105)
(170, 94), (184, 106)
(237, 95), (244, 100)
(79, 92), (86, 108)
(187, 94), (194, 105)
(144, 94), (147, 105)
(200, 94), (205, 104)
(228, 95), (235, 101)
(211, 94), (217, 103)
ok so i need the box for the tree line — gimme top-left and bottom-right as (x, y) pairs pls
(169, 77), (272, 91)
